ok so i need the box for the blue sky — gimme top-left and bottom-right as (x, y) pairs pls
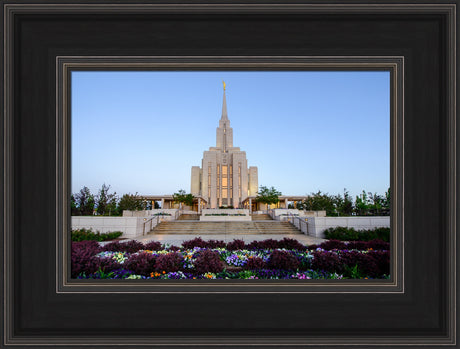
(71, 71), (390, 199)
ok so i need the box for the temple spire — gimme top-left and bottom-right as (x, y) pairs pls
(216, 81), (233, 150)
(221, 80), (228, 120)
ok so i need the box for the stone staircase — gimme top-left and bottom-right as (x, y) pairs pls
(177, 213), (200, 221)
(251, 214), (273, 221)
(151, 221), (301, 235)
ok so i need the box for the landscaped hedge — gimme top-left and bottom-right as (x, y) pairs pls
(71, 228), (123, 242)
(323, 226), (390, 242)
(73, 237), (390, 280)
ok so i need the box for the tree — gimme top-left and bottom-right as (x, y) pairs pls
(106, 195), (118, 216)
(354, 190), (370, 216)
(301, 191), (336, 216)
(74, 186), (95, 216)
(382, 187), (391, 214)
(173, 189), (194, 209)
(334, 189), (354, 216)
(256, 186), (282, 211)
(117, 193), (146, 214)
(297, 188), (389, 216)
(70, 194), (79, 216)
(95, 183), (117, 216)
(368, 192), (384, 215)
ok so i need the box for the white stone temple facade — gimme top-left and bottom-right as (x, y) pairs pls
(191, 83), (258, 209)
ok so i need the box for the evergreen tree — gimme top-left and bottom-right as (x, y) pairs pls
(74, 186), (95, 216)
(70, 194), (79, 216)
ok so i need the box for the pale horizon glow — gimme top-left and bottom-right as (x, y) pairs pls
(71, 71), (390, 199)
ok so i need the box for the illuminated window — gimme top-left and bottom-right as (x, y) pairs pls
(220, 165), (228, 201)
(238, 163), (242, 198)
(208, 164), (211, 199)
(217, 165), (220, 194)
(229, 166), (233, 193)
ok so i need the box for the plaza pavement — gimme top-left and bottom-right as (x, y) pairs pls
(132, 232), (327, 247)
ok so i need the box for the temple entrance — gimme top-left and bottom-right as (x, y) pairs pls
(192, 202), (199, 212)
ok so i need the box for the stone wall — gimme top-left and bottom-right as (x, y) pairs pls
(71, 216), (146, 238)
(248, 166), (258, 196)
(190, 166), (201, 196)
(200, 209), (251, 221)
(123, 209), (178, 219)
(304, 210), (327, 217)
(271, 209), (306, 219)
(303, 216), (390, 238)
(200, 215), (252, 221)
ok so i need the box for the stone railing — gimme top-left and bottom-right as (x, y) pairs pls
(267, 208), (276, 219)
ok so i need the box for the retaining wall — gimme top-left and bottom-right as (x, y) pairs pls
(123, 209), (179, 218)
(71, 216), (146, 238)
(200, 209), (251, 221)
(304, 216), (390, 238)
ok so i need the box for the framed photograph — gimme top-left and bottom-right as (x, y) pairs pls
(2, 1), (457, 347)
(62, 59), (398, 288)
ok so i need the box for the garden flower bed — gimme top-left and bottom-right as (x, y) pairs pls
(72, 237), (390, 280)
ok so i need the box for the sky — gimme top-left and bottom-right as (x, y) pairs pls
(71, 71), (390, 199)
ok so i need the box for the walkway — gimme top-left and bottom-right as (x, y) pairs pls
(133, 232), (326, 247)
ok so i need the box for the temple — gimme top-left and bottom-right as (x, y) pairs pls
(190, 82), (258, 209)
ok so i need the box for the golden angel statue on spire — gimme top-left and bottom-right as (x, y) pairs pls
(222, 80), (226, 91)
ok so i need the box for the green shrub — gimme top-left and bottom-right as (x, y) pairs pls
(71, 228), (123, 242)
(324, 226), (390, 242)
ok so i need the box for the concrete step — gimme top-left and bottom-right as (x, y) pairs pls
(251, 214), (273, 221)
(152, 221), (302, 235)
(177, 214), (200, 221)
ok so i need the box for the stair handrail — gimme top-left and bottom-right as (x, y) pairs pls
(286, 214), (309, 235)
(142, 215), (160, 235)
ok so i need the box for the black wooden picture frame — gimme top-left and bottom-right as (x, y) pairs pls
(2, 1), (458, 347)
